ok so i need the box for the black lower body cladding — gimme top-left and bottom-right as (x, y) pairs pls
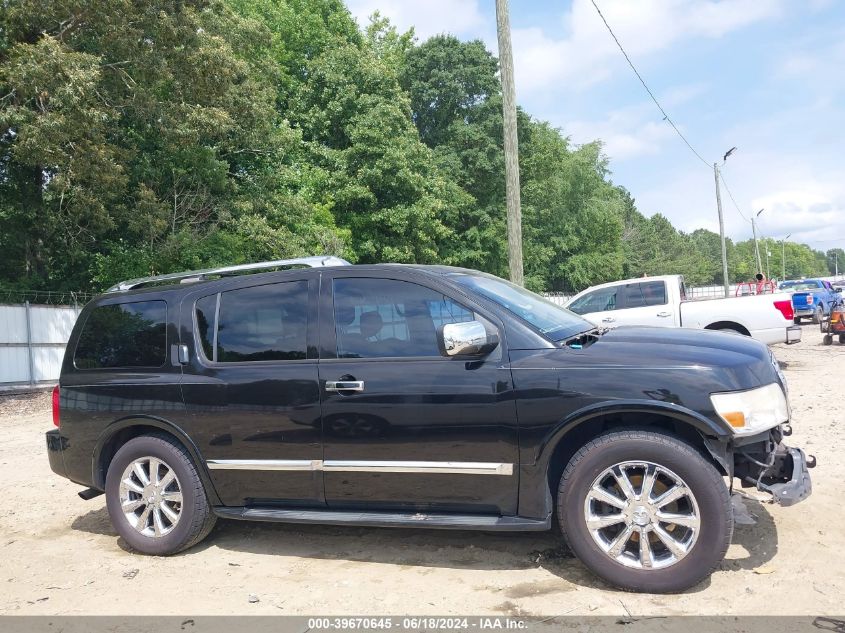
(46, 429), (68, 478)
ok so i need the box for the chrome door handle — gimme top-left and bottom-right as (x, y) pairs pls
(325, 380), (364, 392)
(601, 317), (615, 323)
(657, 312), (672, 318)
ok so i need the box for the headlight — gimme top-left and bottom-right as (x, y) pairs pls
(710, 383), (789, 436)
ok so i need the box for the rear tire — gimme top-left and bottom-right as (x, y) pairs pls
(839, 334), (845, 344)
(813, 306), (823, 324)
(794, 317), (801, 325)
(557, 430), (732, 593)
(105, 434), (216, 555)
(823, 334), (833, 346)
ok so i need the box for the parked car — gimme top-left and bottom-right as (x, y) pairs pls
(564, 275), (801, 345)
(46, 257), (813, 593)
(778, 279), (841, 324)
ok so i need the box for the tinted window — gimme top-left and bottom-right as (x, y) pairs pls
(216, 281), (308, 362)
(75, 301), (167, 369)
(450, 272), (590, 341)
(625, 281), (667, 308)
(568, 287), (618, 315)
(333, 278), (473, 358)
(195, 294), (218, 360)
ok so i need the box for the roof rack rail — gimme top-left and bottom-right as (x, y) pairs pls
(106, 255), (351, 293)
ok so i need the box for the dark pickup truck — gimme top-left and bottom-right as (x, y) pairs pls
(46, 257), (813, 593)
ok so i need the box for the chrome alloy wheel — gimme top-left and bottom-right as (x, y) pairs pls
(119, 457), (183, 538)
(583, 461), (701, 570)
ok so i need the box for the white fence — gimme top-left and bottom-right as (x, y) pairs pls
(0, 303), (82, 388)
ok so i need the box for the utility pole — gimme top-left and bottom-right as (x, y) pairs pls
(752, 209), (764, 275)
(765, 244), (771, 280)
(713, 162), (730, 297)
(495, 0), (524, 286)
(781, 233), (790, 281)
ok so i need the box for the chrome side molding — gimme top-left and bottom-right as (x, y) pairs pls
(207, 459), (321, 471)
(206, 459), (513, 476)
(323, 460), (513, 475)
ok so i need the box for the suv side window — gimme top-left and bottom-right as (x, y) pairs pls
(74, 300), (167, 369)
(568, 287), (617, 315)
(333, 278), (473, 359)
(625, 281), (667, 308)
(200, 281), (308, 363)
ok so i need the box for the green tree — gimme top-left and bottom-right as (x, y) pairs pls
(826, 248), (844, 275)
(0, 0), (349, 290)
(288, 39), (467, 263)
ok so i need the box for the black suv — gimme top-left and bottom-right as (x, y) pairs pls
(46, 257), (813, 592)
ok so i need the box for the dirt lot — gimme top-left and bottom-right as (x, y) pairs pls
(1, 324), (843, 616)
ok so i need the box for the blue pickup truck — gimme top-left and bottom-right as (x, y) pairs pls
(778, 279), (841, 324)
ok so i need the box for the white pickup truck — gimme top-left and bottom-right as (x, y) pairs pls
(564, 275), (802, 345)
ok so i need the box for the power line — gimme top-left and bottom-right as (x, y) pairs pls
(717, 171), (750, 223)
(590, 0), (711, 169)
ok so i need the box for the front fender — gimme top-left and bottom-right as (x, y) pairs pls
(536, 399), (729, 463)
(91, 414), (222, 506)
(516, 400), (730, 520)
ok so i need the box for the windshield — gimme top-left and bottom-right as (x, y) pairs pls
(450, 272), (592, 342)
(779, 281), (819, 291)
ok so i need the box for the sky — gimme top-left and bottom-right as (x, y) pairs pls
(344, 0), (845, 254)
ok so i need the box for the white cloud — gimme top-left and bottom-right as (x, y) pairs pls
(345, 0), (487, 40)
(511, 0), (784, 95)
(567, 109), (675, 160)
(564, 84), (705, 160)
(635, 148), (845, 253)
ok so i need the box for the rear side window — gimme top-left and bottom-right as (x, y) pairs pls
(74, 301), (167, 369)
(625, 281), (667, 308)
(211, 281), (309, 362)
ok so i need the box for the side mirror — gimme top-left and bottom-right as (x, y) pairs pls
(440, 321), (499, 357)
(834, 287), (842, 293)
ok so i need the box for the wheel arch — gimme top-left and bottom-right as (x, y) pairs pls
(92, 415), (222, 505)
(704, 321), (750, 336)
(534, 403), (731, 517)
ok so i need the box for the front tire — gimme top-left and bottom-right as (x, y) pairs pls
(105, 434), (216, 555)
(557, 430), (732, 593)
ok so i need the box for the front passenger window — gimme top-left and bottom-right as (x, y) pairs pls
(568, 287), (618, 315)
(333, 278), (473, 358)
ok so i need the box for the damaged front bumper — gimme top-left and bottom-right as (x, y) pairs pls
(733, 426), (815, 506)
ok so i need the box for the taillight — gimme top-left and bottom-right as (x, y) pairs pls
(774, 299), (794, 321)
(52, 385), (60, 428)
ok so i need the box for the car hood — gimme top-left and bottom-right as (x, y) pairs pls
(590, 326), (777, 388)
(511, 325), (778, 393)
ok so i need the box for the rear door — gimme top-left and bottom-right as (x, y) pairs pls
(317, 270), (519, 514)
(615, 280), (674, 327)
(179, 272), (324, 508)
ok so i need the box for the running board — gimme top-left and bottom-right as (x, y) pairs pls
(214, 506), (550, 531)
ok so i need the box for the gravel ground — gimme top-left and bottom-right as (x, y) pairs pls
(0, 323), (842, 616)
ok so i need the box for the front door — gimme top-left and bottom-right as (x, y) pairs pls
(317, 273), (519, 515)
